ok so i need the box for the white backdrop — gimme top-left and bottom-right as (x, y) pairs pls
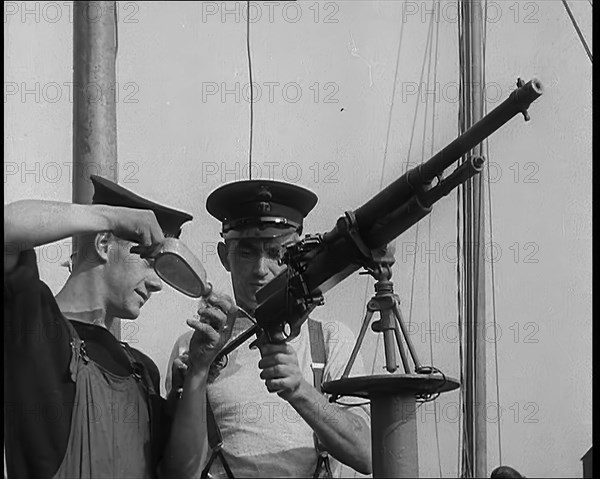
(4, 1), (592, 477)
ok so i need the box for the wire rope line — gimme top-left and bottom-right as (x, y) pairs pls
(562, 0), (593, 63)
(246, 0), (254, 178)
(482, 0), (503, 466)
(404, 10), (435, 331)
(425, 5), (444, 475)
(457, 4), (473, 476)
(113, 1), (118, 57)
(378, 17), (407, 190)
(456, 3), (466, 473)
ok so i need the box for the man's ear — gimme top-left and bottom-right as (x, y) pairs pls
(94, 231), (112, 263)
(217, 242), (231, 272)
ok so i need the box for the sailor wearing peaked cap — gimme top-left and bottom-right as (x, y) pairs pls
(206, 179), (318, 239)
(3, 175), (205, 479)
(162, 179), (371, 478)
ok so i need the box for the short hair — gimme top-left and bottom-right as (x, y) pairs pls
(71, 231), (126, 270)
(490, 466), (525, 478)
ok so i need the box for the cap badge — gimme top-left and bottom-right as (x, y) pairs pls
(256, 186), (272, 214)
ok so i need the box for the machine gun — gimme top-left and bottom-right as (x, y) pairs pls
(216, 77), (543, 357)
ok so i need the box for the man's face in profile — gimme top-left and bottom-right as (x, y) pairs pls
(104, 237), (163, 319)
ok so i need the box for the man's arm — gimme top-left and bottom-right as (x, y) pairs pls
(257, 342), (372, 475)
(159, 293), (237, 479)
(4, 200), (165, 273)
(160, 362), (212, 479)
(288, 379), (372, 474)
(164, 332), (193, 418)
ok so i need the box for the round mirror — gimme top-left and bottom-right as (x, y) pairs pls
(153, 238), (211, 298)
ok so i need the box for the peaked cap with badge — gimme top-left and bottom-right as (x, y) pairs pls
(206, 179), (318, 239)
(90, 175), (193, 238)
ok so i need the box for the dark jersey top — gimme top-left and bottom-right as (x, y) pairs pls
(4, 250), (169, 478)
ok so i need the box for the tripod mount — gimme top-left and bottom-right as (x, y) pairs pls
(322, 246), (459, 478)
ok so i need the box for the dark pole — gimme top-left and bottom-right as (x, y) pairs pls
(72, 1), (119, 338)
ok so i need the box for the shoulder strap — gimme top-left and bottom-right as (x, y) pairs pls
(120, 342), (158, 396)
(308, 318), (326, 393)
(64, 319), (88, 383)
(308, 319), (333, 478)
(63, 317), (81, 341)
(202, 395), (235, 479)
(206, 399), (223, 453)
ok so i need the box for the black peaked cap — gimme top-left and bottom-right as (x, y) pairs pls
(90, 175), (193, 238)
(206, 179), (318, 239)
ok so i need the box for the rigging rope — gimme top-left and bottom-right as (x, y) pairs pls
(404, 11), (435, 335)
(561, 0), (593, 63)
(455, 6), (465, 469)
(113, 1), (118, 57)
(422, 3), (443, 474)
(432, 19), (445, 478)
(482, 0), (504, 467)
(246, 0), (254, 178)
(457, 5), (473, 477)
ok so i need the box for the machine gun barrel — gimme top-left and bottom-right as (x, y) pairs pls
(353, 77), (543, 244)
(253, 77), (543, 342)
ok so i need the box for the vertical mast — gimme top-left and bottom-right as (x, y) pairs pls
(460, 0), (487, 477)
(72, 1), (120, 338)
